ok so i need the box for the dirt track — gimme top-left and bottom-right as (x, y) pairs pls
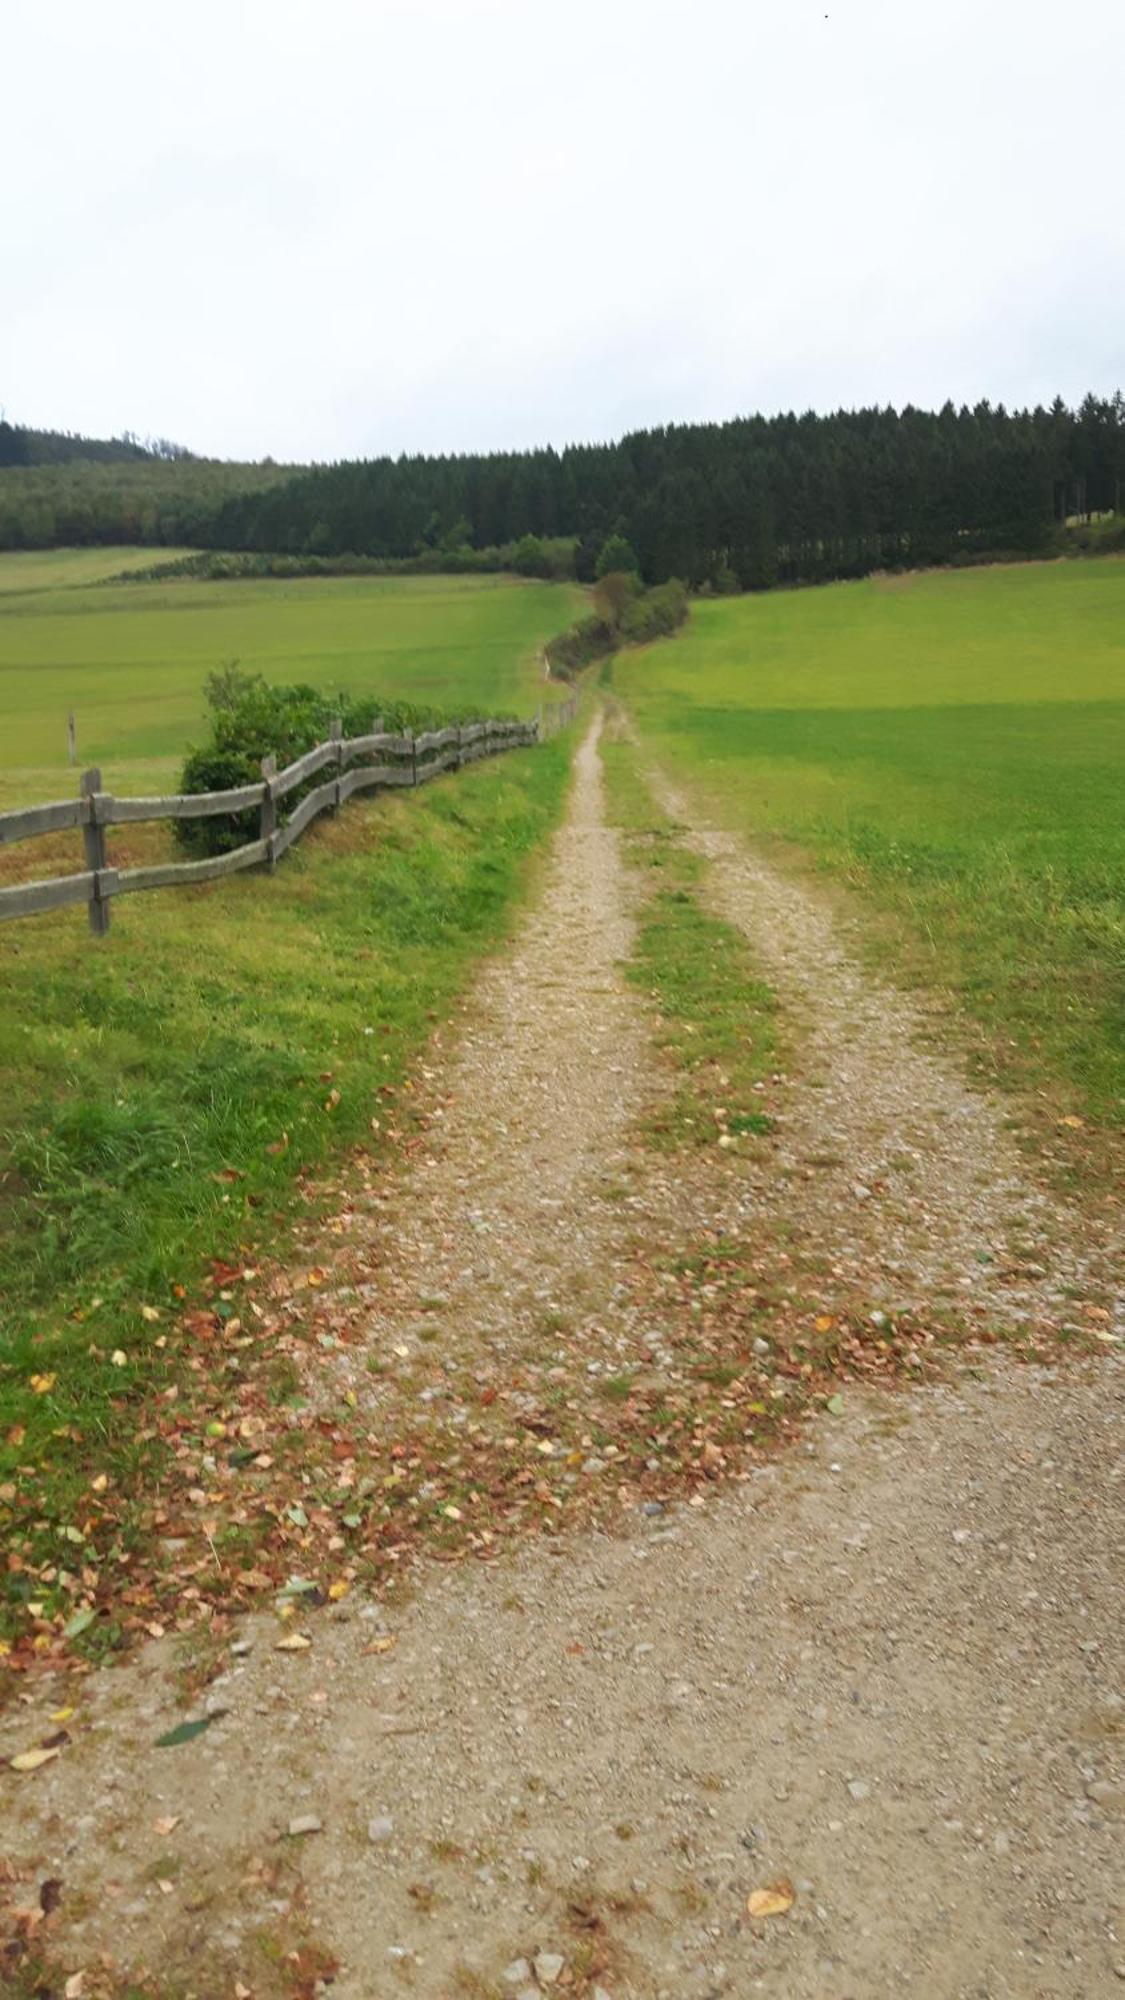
(4, 716), (1121, 1999)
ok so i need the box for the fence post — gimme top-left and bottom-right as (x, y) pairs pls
(330, 716), (343, 811)
(67, 712), (77, 766)
(260, 755), (277, 869)
(80, 767), (110, 936)
(407, 728), (417, 786)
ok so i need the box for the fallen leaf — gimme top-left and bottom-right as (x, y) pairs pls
(815, 1314), (836, 1333)
(153, 1815), (181, 1836)
(30, 1373), (57, 1395)
(306, 1268), (327, 1287)
(266, 1131), (290, 1156)
(110, 1350), (127, 1368)
(442, 1504), (463, 1520)
(362, 1636), (397, 1656)
(10, 1747), (61, 1772)
(747, 1877), (795, 1919)
(63, 1607), (96, 1640)
(288, 1814), (322, 1837)
(40, 1878), (63, 1915)
(140, 1304), (162, 1322)
(65, 1976), (86, 1999)
(327, 1580), (350, 1601)
(155, 1713), (226, 1748)
(49, 1706), (76, 1724)
(324, 1089), (341, 1112)
(826, 1394), (845, 1416)
(275, 1633), (312, 1652)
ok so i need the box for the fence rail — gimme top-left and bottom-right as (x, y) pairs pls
(0, 693), (578, 934)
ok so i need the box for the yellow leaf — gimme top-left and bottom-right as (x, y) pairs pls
(324, 1088), (341, 1111)
(328, 1580), (350, 1601)
(10, 1746), (61, 1773)
(30, 1373), (57, 1395)
(747, 1877), (795, 1919)
(363, 1635), (397, 1656)
(140, 1304), (161, 1322)
(306, 1268), (327, 1288)
(1059, 1114), (1084, 1129)
(443, 1504), (463, 1520)
(815, 1314), (836, 1333)
(275, 1632), (312, 1652)
(110, 1350), (127, 1368)
(90, 1473), (108, 1493)
(49, 1705), (75, 1723)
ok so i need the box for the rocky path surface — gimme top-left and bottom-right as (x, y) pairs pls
(4, 716), (1121, 2000)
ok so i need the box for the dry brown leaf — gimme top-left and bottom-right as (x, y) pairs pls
(747, 1876), (795, 1919)
(153, 1815), (181, 1836)
(363, 1636), (397, 1656)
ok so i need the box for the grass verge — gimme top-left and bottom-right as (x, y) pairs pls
(0, 735), (574, 1663)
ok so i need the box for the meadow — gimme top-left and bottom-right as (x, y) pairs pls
(0, 559), (580, 805)
(0, 558), (581, 1647)
(615, 558), (1125, 1130)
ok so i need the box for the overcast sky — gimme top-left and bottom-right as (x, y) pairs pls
(4, 0), (1122, 464)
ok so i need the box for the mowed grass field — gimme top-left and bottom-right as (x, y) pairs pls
(616, 559), (1125, 1130)
(0, 558), (580, 806)
(0, 558), (582, 1648)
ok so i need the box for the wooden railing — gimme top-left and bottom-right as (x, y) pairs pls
(0, 693), (579, 935)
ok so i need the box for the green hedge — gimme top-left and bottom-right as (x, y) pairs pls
(176, 670), (512, 857)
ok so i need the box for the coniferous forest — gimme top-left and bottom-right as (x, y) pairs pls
(1, 395), (1122, 589)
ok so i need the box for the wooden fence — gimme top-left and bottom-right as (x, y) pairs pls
(0, 693), (578, 935)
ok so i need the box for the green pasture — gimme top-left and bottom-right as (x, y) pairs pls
(0, 545), (198, 595)
(0, 558), (580, 806)
(616, 559), (1125, 1128)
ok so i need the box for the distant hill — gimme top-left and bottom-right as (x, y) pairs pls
(0, 419), (194, 468)
(0, 419), (292, 551)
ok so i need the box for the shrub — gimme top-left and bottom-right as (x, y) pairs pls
(175, 676), (514, 857)
(595, 533), (639, 579)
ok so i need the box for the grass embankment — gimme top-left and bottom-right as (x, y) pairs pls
(0, 562), (581, 806)
(615, 559), (1125, 1140)
(0, 720), (576, 1663)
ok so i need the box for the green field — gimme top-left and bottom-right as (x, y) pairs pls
(616, 559), (1125, 1128)
(0, 560), (579, 806)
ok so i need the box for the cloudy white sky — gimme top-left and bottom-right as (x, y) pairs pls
(3, 0), (1122, 463)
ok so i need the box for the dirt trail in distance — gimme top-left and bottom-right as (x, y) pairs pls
(3, 714), (1122, 2000)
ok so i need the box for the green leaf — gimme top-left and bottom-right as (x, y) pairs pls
(155, 1712), (225, 1748)
(826, 1394), (845, 1416)
(63, 1607), (96, 1640)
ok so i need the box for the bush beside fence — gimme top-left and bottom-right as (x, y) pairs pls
(0, 694), (578, 936)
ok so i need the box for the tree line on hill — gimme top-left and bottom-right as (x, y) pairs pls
(0, 395), (1121, 591)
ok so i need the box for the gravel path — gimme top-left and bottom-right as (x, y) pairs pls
(3, 716), (1121, 2000)
(646, 768), (1122, 1342)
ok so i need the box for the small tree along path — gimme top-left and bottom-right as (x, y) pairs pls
(3, 717), (1121, 1999)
